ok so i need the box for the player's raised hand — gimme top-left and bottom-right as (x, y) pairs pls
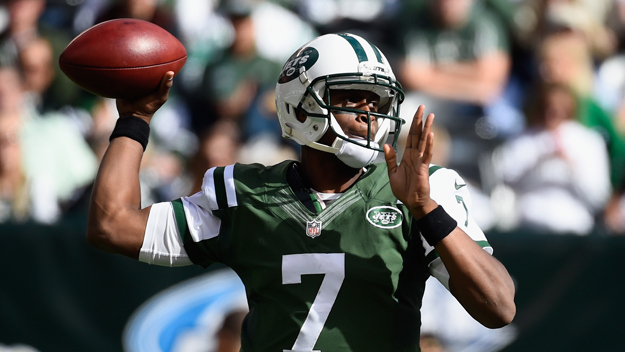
(116, 71), (175, 124)
(384, 105), (438, 218)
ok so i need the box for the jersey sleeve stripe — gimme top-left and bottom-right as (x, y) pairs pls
(213, 166), (228, 210)
(203, 167), (219, 211)
(224, 164), (238, 207)
(171, 199), (190, 242)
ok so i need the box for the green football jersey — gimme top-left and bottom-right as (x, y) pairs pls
(169, 160), (490, 352)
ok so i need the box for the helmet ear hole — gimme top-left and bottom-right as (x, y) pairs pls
(295, 107), (306, 123)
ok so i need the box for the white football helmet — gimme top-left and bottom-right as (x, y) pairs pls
(275, 33), (405, 167)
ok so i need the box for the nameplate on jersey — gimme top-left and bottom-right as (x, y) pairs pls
(306, 219), (322, 238)
(366, 206), (403, 229)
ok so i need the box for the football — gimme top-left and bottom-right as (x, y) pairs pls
(59, 18), (187, 99)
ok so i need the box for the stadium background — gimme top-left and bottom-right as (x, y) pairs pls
(1, 0), (625, 351)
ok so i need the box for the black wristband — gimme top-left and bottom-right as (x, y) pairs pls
(109, 116), (150, 151)
(415, 205), (457, 247)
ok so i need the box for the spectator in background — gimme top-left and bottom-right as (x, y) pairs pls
(398, 0), (510, 109)
(603, 180), (625, 235)
(606, 0), (625, 51)
(395, 0), (513, 183)
(490, 83), (611, 235)
(595, 55), (625, 137)
(196, 0), (286, 154)
(95, 0), (178, 36)
(200, 0), (281, 121)
(0, 0), (83, 112)
(189, 119), (241, 194)
(538, 30), (625, 191)
(85, 97), (119, 161)
(297, 0), (395, 33)
(0, 0), (47, 63)
(174, 0), (316, 115)
(17, 36), (53, 109)
(0, 113), (40, 222)
(0, 65), (97, 223)
(296, 0), (397, 59)
(173, 0), (232, 98)
(513, 0), (617, 60)
(247, 0), (317, 65)
(594, 48), (625, 235)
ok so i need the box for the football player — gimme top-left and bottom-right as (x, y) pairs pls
(88, 33), (515, 351)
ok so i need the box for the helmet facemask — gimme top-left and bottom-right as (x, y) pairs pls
(299, 72), (405, 155)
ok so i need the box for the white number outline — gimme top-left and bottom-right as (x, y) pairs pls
(282, 253), (345, 352)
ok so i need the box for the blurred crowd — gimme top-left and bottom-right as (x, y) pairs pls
(0, 0), (625, 237)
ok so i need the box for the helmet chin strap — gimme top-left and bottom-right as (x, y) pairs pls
(327, 112), (382, 168)
(286, 125), (380, 169)
(333, 138), (380, 168)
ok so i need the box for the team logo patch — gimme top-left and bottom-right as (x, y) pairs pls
(278, 47), (319, 83)
(306, 219), (322, 238)
(366, 206), (403, 229)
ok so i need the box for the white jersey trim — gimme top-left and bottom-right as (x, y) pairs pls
(224, 164), (238, 207)
(140, 202), (193, 267)
(203, 168), (219, 211)
(201, 165), (238, 211)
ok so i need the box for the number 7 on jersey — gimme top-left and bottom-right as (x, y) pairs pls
(282, 253), (346, 352)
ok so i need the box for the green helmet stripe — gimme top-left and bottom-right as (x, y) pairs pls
(338, 33), (368, 63)
(368, 41), (384, 63)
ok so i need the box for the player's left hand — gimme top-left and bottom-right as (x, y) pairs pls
(383, 105), (438, 218)
(116, 71), (175, 124)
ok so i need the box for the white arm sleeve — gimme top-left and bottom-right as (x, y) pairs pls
(423, 167), (493, 290)
(139, 202), (193, 267)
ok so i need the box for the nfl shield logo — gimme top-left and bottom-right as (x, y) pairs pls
(306, 220), (322, 238)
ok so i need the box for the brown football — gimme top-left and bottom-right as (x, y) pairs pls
(59, 18), (187, 99)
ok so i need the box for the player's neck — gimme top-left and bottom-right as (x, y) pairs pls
(299, 146), (363, 193)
